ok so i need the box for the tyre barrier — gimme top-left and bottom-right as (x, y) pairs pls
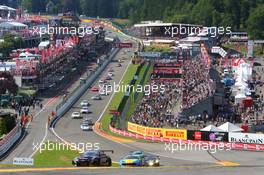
(109, 125), (264, 152)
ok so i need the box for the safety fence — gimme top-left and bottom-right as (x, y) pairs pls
(110, 123), (264, 152)
(0, 125), (22, 158)
(49, 48), (120, 128)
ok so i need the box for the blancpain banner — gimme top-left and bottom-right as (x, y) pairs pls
(229, 133), (264, 144)
(13, 157), (34, 166)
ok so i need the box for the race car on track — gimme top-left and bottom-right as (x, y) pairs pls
(91, 94), (102, 100)
(80, 100), (90, 107)
(91, 87), (99, 92)
(144, 155), (160, 167)
(119, 155), (143, 166)
(80, 106), (89, 114)
(72, 150), (113, 167)
(71, 112), (82, 119)
(80, 118), (93, 131)
(130, 151), (144, 158)
(119, 151), (160, 167)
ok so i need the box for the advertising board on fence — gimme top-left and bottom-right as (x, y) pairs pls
(127, 122), (187, 140)
(187, 130), (228, 142)
(138, 52), (161, 58)
(13, 157), (34, 166)
(229, 132), (264, 144)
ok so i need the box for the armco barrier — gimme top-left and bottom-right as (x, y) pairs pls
(109, 125), (264, 152)
(0, 125), (22, 157)
(50, 48), (120, 128)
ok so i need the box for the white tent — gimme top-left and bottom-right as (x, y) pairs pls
(235, 93), (246, 104)
(0, 22), (27, 30)
(200, 125), (223, 132)
(218, 122), (244, 132)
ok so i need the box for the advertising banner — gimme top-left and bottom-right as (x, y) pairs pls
(145, 127), (163, 137)
(155, 63), (182, 67)
(247, 40), (254, 58)
(127, 122), (137, 133)
(115, 43), (133, 48)
(138, 52), (161, 58)
(127, 122), (187, 140)
(153, 68), (182, 74)
(229, 132), (264, 144)
(162, 129), (187, 140)
(187, 131), (228, 142)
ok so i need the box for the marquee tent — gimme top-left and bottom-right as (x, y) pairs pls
(200, 125), (223, 132)
(218, 122), (244, 132)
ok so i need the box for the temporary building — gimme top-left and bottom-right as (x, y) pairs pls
(235, 93), (246, 104)
(218, 122), (244, 132)
(200, 125), (223, 132)
(0, 22), (27, 31)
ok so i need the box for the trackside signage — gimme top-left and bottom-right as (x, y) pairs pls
(13, 157), (34, 166)
(229, 133), (264, 144)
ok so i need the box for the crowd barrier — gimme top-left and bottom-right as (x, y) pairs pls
(49, 48), (120, 128)
(0, 125), (22, 158)
(109, 122), (264, 152)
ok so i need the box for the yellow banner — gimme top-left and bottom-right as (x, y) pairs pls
(127, 122), (187, 140)
(162, 129), (187, 140)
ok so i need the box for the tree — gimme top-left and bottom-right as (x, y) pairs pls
(0, 72), (18, 95)
(21, 0), (32, 12)
(61, 0), (80, 13)
(247, 4), (264, 39)
(191, 0), (214, 26)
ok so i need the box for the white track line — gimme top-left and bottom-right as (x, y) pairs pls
(96, 59), (132, 122)
(29, 123), (48, 158)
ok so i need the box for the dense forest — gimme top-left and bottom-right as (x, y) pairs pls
(2, 0), (264, 39)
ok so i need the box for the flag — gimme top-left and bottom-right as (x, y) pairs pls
(41, 50), (46, 63)
(231, 57), (235, 67)
(224, 57), (229, 67)
(34, 47), (39, 54)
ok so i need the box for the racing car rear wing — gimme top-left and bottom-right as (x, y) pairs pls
(101, 150), (114, 154)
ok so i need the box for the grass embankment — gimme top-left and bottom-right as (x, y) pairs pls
(33, 142), (79, 167)
(223, 43), (264, 57)
(100, 62), (155, 144)
(144, 45), (172, 53)
(125, 63), (153, 122)
(101, 64), (138, 133)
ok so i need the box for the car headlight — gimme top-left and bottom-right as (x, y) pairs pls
(148, 161), (154, 166)
(155, 159), (159, 163)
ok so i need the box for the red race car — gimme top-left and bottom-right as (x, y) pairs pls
(91, 87), (99, 92)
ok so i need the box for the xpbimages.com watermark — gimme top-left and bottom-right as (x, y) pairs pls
(32, 24), (100, 37)
(164, 141), (232, 154)
(32, 140), (100, 153)
(99, 82), (166, 96)
(164, 25), (232, 37)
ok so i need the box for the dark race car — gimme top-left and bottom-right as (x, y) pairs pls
(72, 150), (113, 167)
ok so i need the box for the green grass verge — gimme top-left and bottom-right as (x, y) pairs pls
(33, 142), (120, 167)
(125, 63), (153, 122)
(99, 62), (157, 143)
(144, 45), (172, 53)
(101, 63), (139, 133)
(33, 142), (79, 167)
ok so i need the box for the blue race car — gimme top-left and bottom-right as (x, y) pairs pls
(119, 155), (144, 166)
(119, 151), (160, 167)
(130, 151), (145, 158)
